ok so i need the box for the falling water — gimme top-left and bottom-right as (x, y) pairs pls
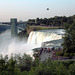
(0, 27), (64, 58)
(0, 30), (38, 58)
(27, 31), (63, 46)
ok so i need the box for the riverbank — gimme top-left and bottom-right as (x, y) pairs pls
(26, 25), (63, 34)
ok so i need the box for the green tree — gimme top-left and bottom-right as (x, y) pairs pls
(68, 62), (75, 75)
(15, 54), (32, 71)
(62, 19), (75, 53)
(56, 63), (68, 75)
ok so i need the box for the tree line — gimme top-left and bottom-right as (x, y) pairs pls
(0, 53), (75, 75)
(27, 15), (75, 27)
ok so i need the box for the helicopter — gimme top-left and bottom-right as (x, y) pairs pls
(47, 8), (49, 10)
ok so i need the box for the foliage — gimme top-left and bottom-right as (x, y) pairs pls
(62, 19), (75, 53)
(27, 15), (75, 28)
(14, 53), (33, 71)
(0, 54), (75, 75)
(55, 51), (63, 56)
(68, 62), (75, 75)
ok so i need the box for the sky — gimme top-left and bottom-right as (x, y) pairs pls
(0, 0), (75, 22)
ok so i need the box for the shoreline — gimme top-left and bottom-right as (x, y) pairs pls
(26, 25), (64, 34)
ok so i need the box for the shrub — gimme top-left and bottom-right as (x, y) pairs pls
(64, 53), (69, 57)
(55, 51), (63, 56)
(63, 53), (75, 57)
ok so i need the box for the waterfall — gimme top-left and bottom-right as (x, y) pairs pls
(0, 30), (36, 58)
(0, 28), (64, 58)
(27, 31), (62, 46)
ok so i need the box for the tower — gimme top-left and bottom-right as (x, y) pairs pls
(11, 18), (17, 37)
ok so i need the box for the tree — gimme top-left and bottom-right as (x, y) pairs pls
(62, 19), (75, 53)
(56, 63), (68, 75)
(68, 62), (75, 75)
(15, 54), (32, 71)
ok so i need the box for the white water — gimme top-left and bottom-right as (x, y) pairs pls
(0, 29), (64, 58)
(0, 30), (39, 58)
(27, 31), (62, 46)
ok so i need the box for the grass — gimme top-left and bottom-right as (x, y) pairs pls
(29, 26), (62, 30)
(26, 25), (63, 34)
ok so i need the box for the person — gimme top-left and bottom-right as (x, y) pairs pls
(52, 47), (55, 51)
(54, 51), (56, 54)
(52, 55), (54, 57)
(41, 48), (43, 51)
(51, 48), (52, 51)
(48, 55), (50, 59)
(48, 48), (50, 53)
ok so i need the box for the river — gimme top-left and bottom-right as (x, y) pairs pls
(0, 25), (64, 57)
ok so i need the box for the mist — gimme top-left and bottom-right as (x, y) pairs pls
(0, 30), (39, 58)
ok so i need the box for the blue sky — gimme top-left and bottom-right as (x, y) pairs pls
(0, 0), (75, 22)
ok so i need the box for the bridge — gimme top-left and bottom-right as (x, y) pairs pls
(0, 22), (27, 30)
(0, 18), (27, 37)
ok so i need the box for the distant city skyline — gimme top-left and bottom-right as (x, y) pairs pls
(0, 0), (75, 22)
